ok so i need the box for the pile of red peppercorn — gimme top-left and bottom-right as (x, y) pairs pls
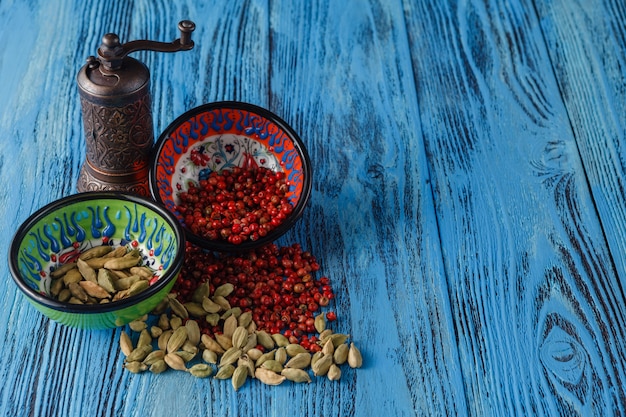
(173, 242), (336, 352)
(176, 167), (294, 245)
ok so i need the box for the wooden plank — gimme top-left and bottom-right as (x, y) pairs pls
(533, 0), (626, 321)
(404, 0), (626, 415)
(268, 1), (466, 416)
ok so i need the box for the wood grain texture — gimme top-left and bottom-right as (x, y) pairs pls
(404, 0), (626, 415)
(0, 0), (625, 416)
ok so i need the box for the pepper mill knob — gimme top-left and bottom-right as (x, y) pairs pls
(178, 20), (195, 46)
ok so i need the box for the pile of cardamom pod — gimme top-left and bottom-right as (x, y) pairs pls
(120, 290), (362, 390)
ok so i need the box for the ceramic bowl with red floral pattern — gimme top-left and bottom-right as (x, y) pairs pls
(149, 101), (312, 252)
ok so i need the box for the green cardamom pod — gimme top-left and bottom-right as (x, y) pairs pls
(166, 326), (188, 353)
(214, 364), (235, 380)
(222, 315), (238, 339)
(183, 302), (207, 318)
(281, 368), (312, 383)
(119, 331), (133, 357)
(188, 363), (214, 378)
(174, 350), (196, 363)
(285, 352), (311, 369)
(285, 343), (308, 357)
(213, 283), (234, 298)
(271, 333), (290, 347)
(348, 342), (363, 368)
(333, 343), (349, 365)
(202, 297), (222, 313)
(124, 361), (148, 374)
(143, 350), (166, 366)
(231, 365), (248, 391)
(274, 347), (287, 365)
(311, 353), (333, 376)
(191, 282), (210, 303)
(200, 334), (226, 354)
(231, 326), (248, 350)
(126, 344), (153, 363)
(256, 331), (275, 350)
(202, 349), (218, 364)
(255, 349), (276, 368)
(314, 313), (326, 333)
(327, 364), (342, 381)
(169, 297), (189, 319)
(185, 320), (201, 346)
(254, 368), (286, 386)
(149, 359), (168, 374)
(261, 359), (283, 373)
(164, 352), (187, 371)
(219, 347), (242, 368)
(237, 311), (253, 329)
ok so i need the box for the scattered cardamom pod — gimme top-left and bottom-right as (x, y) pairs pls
(214, 364), (235, 380)
(119, 331), (133, 357)
(322, 339), (335, 356)
(327, 364), (341, 381)
(164, 353), (187, 371)
(166, 327), (188, 353)
(246, 348), (263, 362)
(185, 320), (201, 346)
(201, 334), (226, 355)
(128, 319), (147, 332)
(231, 326), (248, 350)
(191, 282), (210, 303)
(215, 333), (233, 351)
(202, 297), (222, 313)
(281, 368), (312, 383)
(274, 347), (287, 365)
(174, 350), (196, 363)
(231, 365), (248, 391)
(311, 353), (333, 376)
(314, 313), (326, 333)
(285, 343), (308, 357)
(170, 315), (183, 330)
(222, 315), (238, 339)
(202, 349), (218, 364)
(238, 311), (253, 329)
(333, 343), (349, 365)
(261, 360), (284, 374)
(255, 368), (286, 386)
(137, 329), (152, 348)
(256, 331), (275, 350)
(285, 352), (311, 369)
(124, 361), (148, 374)
(188, 363), (214, 378)
(143, 350), (165, 366)
(219, 347), (242, 368)
(213, 283), (234, 298)
(348, 343), (363, 368)
(169, 297), (189, 319)
(149, 360), (168, 374)
(157, 330), (173, 351)
(126, 344), (153, 363)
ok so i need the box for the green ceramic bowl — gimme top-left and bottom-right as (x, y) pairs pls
(8, 192), (185, 329)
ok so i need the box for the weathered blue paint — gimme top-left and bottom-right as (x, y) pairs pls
(0, 0), (624, 416)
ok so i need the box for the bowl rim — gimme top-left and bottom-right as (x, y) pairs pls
(149, 100), (313, 252)
(8, 192), (186, 314)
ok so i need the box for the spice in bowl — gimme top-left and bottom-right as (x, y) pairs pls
(150, 101), (312, 252)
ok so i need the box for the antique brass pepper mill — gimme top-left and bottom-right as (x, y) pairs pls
(76, 20), (196, 195)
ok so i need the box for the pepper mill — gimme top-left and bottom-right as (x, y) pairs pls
(76, 20), (196, 195)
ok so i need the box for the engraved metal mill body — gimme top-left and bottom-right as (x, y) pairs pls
(76, 20), (196, 195)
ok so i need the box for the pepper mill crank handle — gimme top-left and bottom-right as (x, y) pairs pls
(123, 20), (196, 55)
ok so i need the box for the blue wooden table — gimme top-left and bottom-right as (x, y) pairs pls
(1, 1), (625, 416)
